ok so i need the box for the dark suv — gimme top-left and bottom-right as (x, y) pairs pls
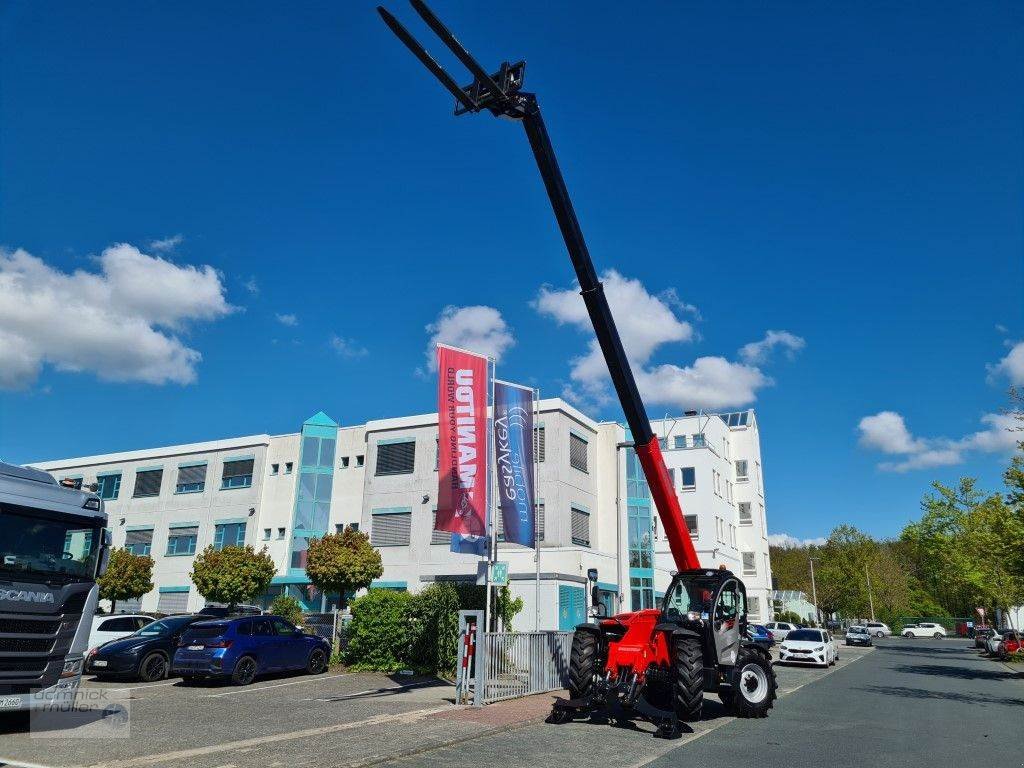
(171, 615), (330, 685)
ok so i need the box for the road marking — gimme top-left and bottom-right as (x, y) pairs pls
(202, 672), (352, 698)
(99, 681), (180, 693)
(0, 758), (81, 768)
(89, 705), (454, 768)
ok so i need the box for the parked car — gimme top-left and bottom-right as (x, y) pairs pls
(88, 614), (155, 653)
(86, 614), (208, 682)
(998, 630), (1021, 658)
(171, 615), (331, 685)
(778, 628), (838, 668)
(198, 603), (264, 618)
(845, 625), (873, 647)
(984, 629), (1006, 656)
(902, 622), (947, 639)
(746, 624), (775, 653)
(764, 621), (800, 641)
(973, 626), (996, 649)
(865, 621), (891, 638)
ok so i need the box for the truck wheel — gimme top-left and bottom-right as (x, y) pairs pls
(726, 649), (777, 718)
(568, 631), (598, 700)
(671, 634), (703, 722)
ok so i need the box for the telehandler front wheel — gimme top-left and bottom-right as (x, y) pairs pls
(568, 631), (598, 700)
(725, 649), (777, 718)
(671, 634), (703, 722)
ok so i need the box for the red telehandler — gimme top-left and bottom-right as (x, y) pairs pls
(378, 0), (778, 737)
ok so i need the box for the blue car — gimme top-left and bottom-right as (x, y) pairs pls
(171, 615), (331, 685)
(746, 624), (775, 653)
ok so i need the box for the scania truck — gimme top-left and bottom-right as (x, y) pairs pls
(0, 461), (109, 711)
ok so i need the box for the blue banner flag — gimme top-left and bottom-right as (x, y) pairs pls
(493, 381), (536, 547)
(450, 532), (488, 556)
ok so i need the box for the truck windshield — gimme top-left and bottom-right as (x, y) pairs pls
(0, 506), (102, 581)
(663, 575), (724, 615)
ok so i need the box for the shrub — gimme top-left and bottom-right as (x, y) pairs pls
(98, 549), (154, 612)
(269, 594), (305, 627)
(408, 583), (483, 675)
(344, 590), (413, 672)
(190, 545), (276, 609)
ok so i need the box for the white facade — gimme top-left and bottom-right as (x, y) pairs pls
(31, 402), (774, 628)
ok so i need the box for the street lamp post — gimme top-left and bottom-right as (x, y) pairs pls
(866, 563), (876, 622)
(809, 557), (820, 627)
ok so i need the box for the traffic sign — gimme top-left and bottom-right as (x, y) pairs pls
(491, 561), (509, 586)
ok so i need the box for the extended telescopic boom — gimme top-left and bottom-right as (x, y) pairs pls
(378, 1), (700, 572)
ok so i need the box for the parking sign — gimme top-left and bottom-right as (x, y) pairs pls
(491, 561), (509, 586)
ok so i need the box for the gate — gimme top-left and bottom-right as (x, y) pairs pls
(479, 631), (573, 704)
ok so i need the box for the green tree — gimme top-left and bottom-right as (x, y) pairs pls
(190, 545), (276, 610)
(269, 594), (305, 626)
(98, 548), (154, 613)
(305, 529), (383, 607)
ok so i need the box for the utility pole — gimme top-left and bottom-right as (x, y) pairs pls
(865, 563), (876, 622)
(808, 557), (820, 626)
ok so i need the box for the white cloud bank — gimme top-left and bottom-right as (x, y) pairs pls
(0, 245), (233, 389)
(276, 313), (298, 327)
(989, 340), (1024, 386)
(424, 305), (515, 372)
(148, 234), (183, 253)
(857, 410), (1018, 472)
(768, 533), (827, 548)
(330, 334), (368, 358)
(534, 270), (803, 411)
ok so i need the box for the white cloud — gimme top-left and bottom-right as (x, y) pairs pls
(276, 313), (298, 327)
(243, 276), (260, 296)
(148, 234), (183, 253)
(534, 270), (801, 411)
(329, 334), (368, 358)
(857, 411), (925, 454)
(858, 410), (1019, 472)
(739, 330), (807, 365)
(0, 245), (234, 389)
(988, 340), (1024, 386)
(768, 533), (827, 548)
(424, 305), (515, 372)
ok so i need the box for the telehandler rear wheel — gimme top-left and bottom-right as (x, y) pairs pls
(671, 634), (703, 722)
(568, 631), (598, 699)
(725, 649), (777, 718)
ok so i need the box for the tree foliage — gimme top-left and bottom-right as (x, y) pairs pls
(190, 545), (276, 609)
(344, 589), (413, 672)
(269, 594), (305, 626)
(305, 529), (383, 605)
(98, 548), (154, 612)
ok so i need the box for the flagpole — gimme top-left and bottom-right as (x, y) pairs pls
(534, 387), (541, 631)
(484, 356), (496, 634)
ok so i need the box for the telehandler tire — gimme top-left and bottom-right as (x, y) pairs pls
(725, 648), (777, 718)
(671, 634), (703, 722)
(568, 631), (598, 699)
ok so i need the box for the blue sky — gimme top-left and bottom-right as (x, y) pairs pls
(1, 1), (1021, 542)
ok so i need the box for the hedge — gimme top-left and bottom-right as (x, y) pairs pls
(344, 589), (413, 672)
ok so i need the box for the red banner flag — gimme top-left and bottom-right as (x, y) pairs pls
(435, 345), (490, 537)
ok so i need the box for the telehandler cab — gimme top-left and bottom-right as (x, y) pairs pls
(378, 0), (778, 737)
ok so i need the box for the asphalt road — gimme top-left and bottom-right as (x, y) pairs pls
(0, 638), (1020, 768)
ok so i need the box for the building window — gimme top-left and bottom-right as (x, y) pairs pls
(692, 433), (706, 448)
(124, 529), (153, 556)
(674, 435), (687, 449)
(684, 514), (698, 537)
(301, 435), (336, 468)
(132, 469), (162, 498)
(341, 456), (350, 469)
(730, 524), (736, 547)
(742, 551), (756, 575)
(271, 463), (280, 475)
(356, 455), (364, 467)
(535, 502), (545, 542)
(430, 510), (451, 545)
(658, 437), (668, 450)
(680, 467), (696, 489)
(96, 473), (121, 500)
(735, 459), (749, 481)
(175, 464), (207, 494)
(630, 576), (654, 610)
(738, 502), (752, 525)
(284, 462), (293, 474)
(349, 522), (359, 532)
(213, 522), (246, 550)
(571, 506), (590, 547)
(375, 441), (415, 476)
(277, 527), (286, 539)
(370, 508), (412, 547)
(335, 523), (345, 534)
(166, 526), (199, 556)
(263, 528), (271, 540)
(221, 459), (254, 490)
(569, 434), (588, 473)
(627, 504), (652, 567)
(534, 426), (546, 462)
(748, 595), (761, 619)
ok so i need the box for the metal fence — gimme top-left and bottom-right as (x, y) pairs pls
(301, 611), (350, 651)
(480, 631), (574, 704)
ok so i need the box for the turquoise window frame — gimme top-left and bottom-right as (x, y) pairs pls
(166, 529), (198, 556)
(95, 473), (121, 500)
(213, 522), (246, 550)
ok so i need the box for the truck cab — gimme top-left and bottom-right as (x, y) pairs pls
(0, 462), (109, 711)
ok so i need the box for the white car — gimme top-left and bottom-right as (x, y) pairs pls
(901, 622), (947, 639)
(88, 614), (155, 652)
(985, 628), (1015, 655)
(778, 628), (838, 667)
(763, 621), (800, 641)
(865, 621), (891, 638)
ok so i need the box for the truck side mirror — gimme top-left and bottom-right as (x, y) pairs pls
(591, 584), (606, 618)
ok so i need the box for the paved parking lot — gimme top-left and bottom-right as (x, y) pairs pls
(4, 643), (1015, 768)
